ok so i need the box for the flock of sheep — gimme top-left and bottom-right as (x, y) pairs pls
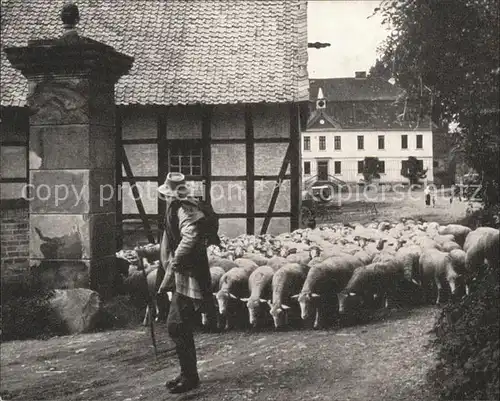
(116, 219), (499, 331)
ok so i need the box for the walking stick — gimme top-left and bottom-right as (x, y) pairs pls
(137, 254), (158, 359)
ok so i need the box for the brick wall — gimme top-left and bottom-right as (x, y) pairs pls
(1, 201), (29, 279)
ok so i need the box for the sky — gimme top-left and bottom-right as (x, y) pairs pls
(307, 0), (390, 79)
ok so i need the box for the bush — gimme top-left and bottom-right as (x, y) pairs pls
(456, 204), (500, 229)
(0, 279), (64, 342)
(428, 265), (499, 401)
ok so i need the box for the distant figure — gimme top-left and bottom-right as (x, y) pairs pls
(424, 185), (431, 207)
(450, 185), (455, 205)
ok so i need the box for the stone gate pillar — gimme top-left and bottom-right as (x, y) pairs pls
(5, 4), (134, 292)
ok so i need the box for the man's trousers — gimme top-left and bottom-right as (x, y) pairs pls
(166, 292), (199, 380)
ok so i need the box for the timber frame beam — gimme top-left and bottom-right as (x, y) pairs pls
(245, 104), (255, 234)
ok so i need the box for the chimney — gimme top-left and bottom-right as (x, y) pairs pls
(355, 71), (367, 79)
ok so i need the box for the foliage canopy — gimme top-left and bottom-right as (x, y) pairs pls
(374, 0), (499, 204)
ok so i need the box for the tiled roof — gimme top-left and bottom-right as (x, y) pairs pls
(1, 0), (309, 107)
(310, 77), (405, 102)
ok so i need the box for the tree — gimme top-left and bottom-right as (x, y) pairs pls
(362, 157), (382, 184)
(368, 58), (392, 81)
(374, 0), (500, 205)
(401, 156), (427, 186)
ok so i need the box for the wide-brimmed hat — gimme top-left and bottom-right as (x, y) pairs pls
(158, 172), (190, 197)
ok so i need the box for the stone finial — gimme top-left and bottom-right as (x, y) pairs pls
(61, 3), (80, 31)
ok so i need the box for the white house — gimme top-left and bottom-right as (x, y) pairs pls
(302, 73), (433, 187)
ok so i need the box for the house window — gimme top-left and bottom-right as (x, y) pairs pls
(334, 161), (341, 174)
(378, 135), (385, 150)
(304, 161), (311, 175)
(0, 146), (28, 199)
(379, 160), (385, 174)
(303, 136), (310, 151)
(169, 144), (202, 176)
(0, 111), (29, 200)
(358, 160), (364, 174)
(401, 135), (408, 149)
(334, 135), (341, 150)
(416, 134), (423, 149)
(401, 159), (423, 175)
(401, 160), (408, 175)
(319, 136), (326, 151)
(357, 135), (364, 150)
(433, 161), (439, 168)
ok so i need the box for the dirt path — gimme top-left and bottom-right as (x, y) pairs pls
(1, 307), (440, 401)
(315, 189), (473, 227)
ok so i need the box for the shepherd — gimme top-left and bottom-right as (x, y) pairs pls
(156, 172), (217, 394)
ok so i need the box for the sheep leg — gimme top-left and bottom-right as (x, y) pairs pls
(435, 278), (443, 305)
(143, 305), (150, 327)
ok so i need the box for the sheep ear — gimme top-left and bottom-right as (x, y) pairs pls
(259, 299), (268, 303)
(228, 293), (238, 299)
(311, 293), (321, 298)
(290, 294), (299, 299)
(412, 278), (421, 286)
(281, 304), (291, 310)
(349, 292), (356, 296)
(240, 297), (249, 302)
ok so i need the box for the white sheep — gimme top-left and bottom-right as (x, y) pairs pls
(241, 252), (269, 266)
(262, 255), (287, 268)
(268, 263), (309, 329)
(234, 258), (259, 272)
(438, 224), (472, 248)
(440, 241), (462, 252)
(419, 249), (461, 305)
(463, 227), (499, 282)
(208, 255), (239, 272)
(215, 267), (254, 330)
(293, 254), (365, 329)
(201, 266), (225, 330)
(241, 265), (275, 328)
(338, 260), (405, 314)
(286, 251), (311, 266)
(395, 245), (422, 283)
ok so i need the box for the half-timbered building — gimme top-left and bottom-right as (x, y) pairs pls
(1, 0), (309, 269)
